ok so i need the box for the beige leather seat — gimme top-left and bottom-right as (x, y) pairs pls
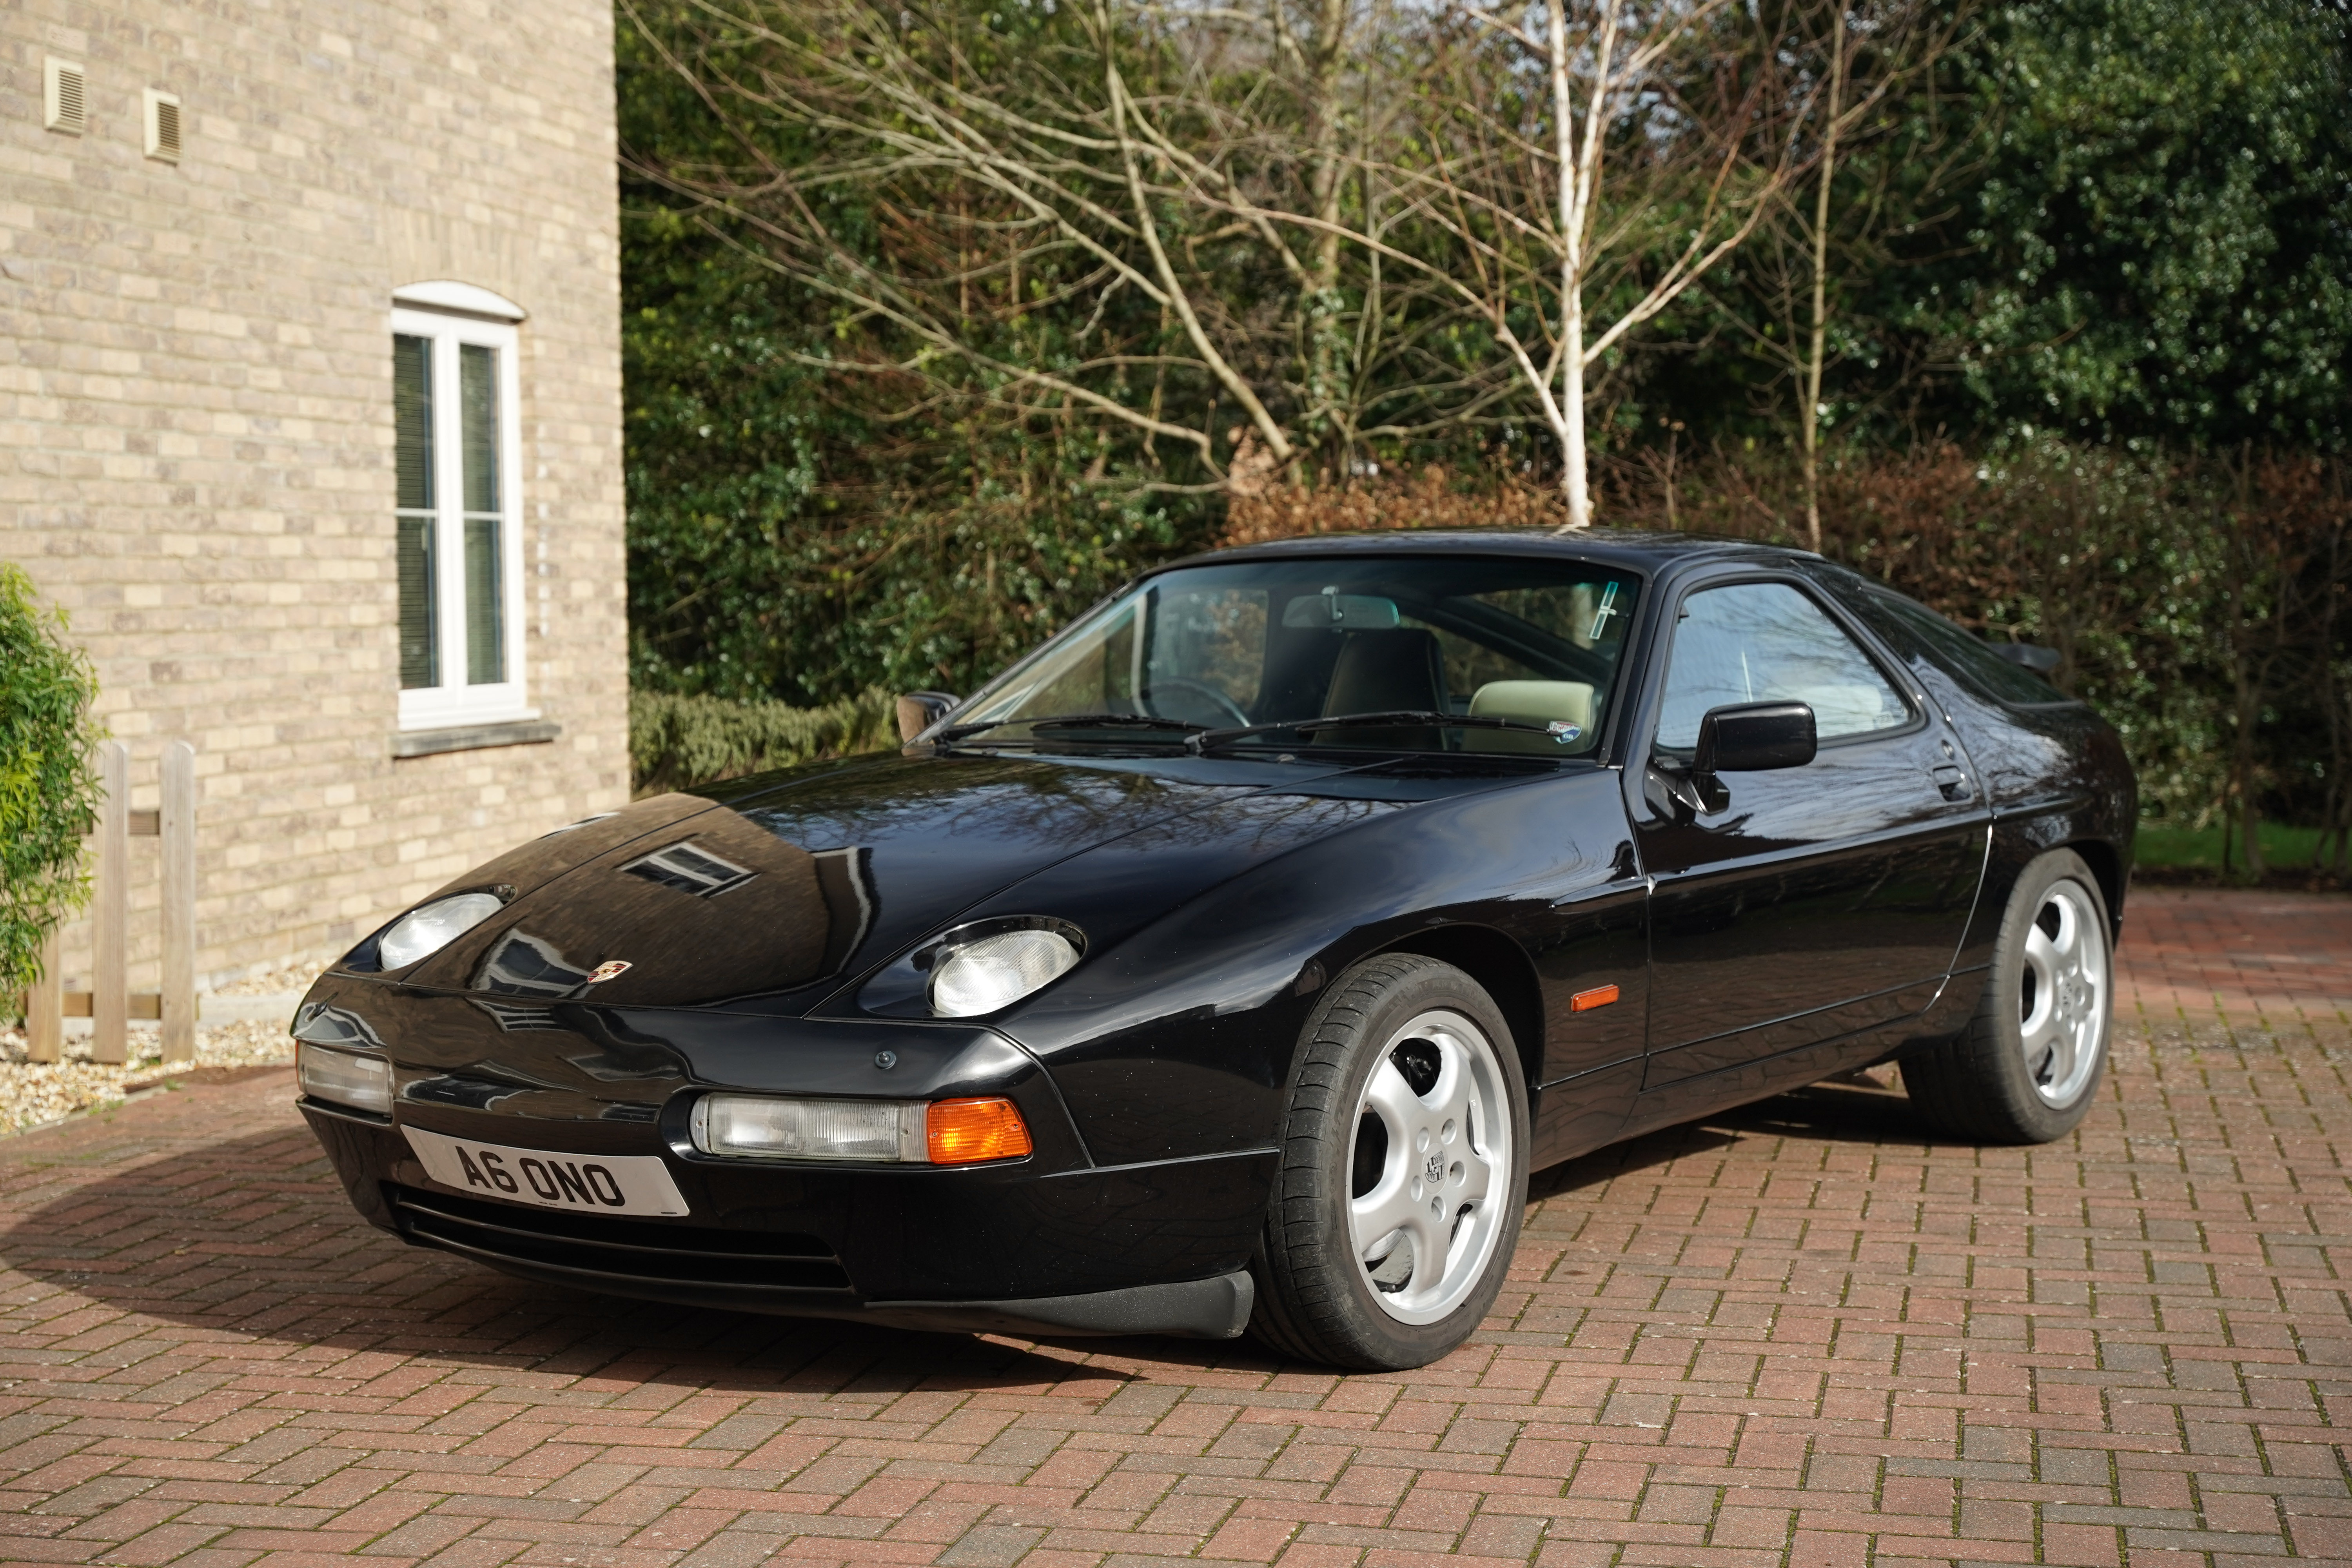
(1463, 679), (1598, 755)
(1781, 683), (1900, 737)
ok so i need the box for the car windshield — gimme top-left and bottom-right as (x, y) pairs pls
(949, 556), (1642, 758)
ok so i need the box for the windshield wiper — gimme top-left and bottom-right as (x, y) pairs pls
(935, 713), (1208, 744)
(1186, 710), (1579, 755)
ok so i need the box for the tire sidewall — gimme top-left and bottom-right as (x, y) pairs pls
(1276, 957), (1532, 1369)
(1982, 849), (2114, 1140)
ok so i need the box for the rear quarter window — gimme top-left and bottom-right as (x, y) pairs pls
(1847, 588), (2071, 708)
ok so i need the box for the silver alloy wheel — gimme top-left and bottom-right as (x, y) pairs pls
(2020, 878), (2108, 1107)
(1347, 1008), (1514, 1325)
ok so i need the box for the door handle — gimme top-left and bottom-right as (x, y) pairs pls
(1930, 763), (1972, 802)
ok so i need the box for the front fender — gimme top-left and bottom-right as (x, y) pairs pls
(995, 770), (1633, 1165)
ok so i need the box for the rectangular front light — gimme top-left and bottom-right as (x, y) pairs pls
(298, 1042), (392, 1116)
(692, 1094), (925, 1162)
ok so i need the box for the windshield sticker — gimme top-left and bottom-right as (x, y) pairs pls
(1587, 581), (1622, 641)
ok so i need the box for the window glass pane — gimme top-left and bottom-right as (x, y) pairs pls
(460, 343), (499, 514)
(1144, 587), (1266, 719)
(956, 557), (1638, 755)
(397, 514), (436, 688)
(1657, 581), (1909, 751)
(394, 335), (433, 510)
(1012, 600), (1138, 717)
(1854, 590), (2064, 706)
(465, 517), (504, 684)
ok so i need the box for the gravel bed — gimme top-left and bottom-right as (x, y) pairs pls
(211, 962), (331, 997)
(0, 1020), (296, 1136)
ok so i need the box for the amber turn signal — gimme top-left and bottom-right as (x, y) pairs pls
(1570, 983), (1620, 1013)
(926, 1097), (1033, 1164)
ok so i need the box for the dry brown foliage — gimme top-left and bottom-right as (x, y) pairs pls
(1217, 465), (1571, 546)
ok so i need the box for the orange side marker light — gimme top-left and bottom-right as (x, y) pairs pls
(926, 1097), (1034, 1164)
(1571, 983), (1621, 1013)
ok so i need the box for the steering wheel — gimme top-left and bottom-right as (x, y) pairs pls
(1144, 679), (1251, 728)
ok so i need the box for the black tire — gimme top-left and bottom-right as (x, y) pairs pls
(1249, 954), (1531, 1370)
(1902, 848), (2114, 1143)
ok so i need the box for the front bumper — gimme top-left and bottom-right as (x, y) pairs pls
(374, 1164), (1253, 1336)
(302, 1089), (1271, 1339)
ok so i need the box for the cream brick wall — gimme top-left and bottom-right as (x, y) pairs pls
(2, 0), (629, 989)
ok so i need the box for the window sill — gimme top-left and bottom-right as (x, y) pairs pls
(392, 719), (562, 759)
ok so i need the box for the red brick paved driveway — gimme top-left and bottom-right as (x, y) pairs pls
(2, 890), (2348, 1568)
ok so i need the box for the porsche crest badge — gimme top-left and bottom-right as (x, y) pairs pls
(584, 960), (633, 985)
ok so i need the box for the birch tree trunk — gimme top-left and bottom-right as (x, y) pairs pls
(1436, 0), (1808, 529)
(1550, 0), (1594, 528)
(1800, 7), (1846, 553)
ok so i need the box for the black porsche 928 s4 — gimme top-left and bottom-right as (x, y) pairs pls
(296, 531), (2135, 1370)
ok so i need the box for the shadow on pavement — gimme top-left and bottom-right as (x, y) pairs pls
(1715, 1078), (1940, 1144)
(1528, 1078), (1935, 1202)
(0, 1122), (1245, 1390)
(0, 1077), (1936, 1384)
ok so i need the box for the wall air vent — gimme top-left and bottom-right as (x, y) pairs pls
(143, 88), (181, 163)
(44, 58), (85, 136)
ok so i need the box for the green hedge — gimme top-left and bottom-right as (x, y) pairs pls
(0, 564), (101, 998)
(630, 687), (898, 794)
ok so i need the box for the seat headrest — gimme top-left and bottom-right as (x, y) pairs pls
(1468, 680), (1594, 731)
(1322, 629), (1448, 718)
(1463, 679), (1599, 756)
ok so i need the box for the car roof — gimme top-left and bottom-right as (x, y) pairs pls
(1151, 527), (1818, 576)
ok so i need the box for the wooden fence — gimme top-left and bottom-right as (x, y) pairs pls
(20, 740), (198, 1066)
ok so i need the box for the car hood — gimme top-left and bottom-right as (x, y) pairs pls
(387, 749), (1541, 1016)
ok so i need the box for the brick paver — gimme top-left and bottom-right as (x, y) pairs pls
(0, 891), (2347, 1567)
(2116, 889), (2352, 1020)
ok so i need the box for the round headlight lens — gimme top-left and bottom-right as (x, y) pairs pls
(377, 891), (506, 970)
(930, 929), (1080, 1017)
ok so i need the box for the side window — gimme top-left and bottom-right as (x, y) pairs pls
(1855, 590), (2068, 707)
(1656, 581), (1911, 752)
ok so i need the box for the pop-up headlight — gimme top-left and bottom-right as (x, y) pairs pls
(377, 891), (506, 970)
(930, 928), (1080, 1017)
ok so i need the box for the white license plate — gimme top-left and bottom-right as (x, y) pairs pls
(403, 1126), (690, 1217)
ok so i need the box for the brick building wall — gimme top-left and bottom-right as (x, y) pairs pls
(1, 0), (630, 990)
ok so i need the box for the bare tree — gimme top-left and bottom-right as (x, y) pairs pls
(623, 0), (1831, 515)
(623, 0), (1489, 493)
(1401, 0), (1820, 528)
(1706, 0), (1965, 549)
(1798, 4), (1849, 550)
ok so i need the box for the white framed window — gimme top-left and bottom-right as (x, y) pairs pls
(392, 303), (529, 731)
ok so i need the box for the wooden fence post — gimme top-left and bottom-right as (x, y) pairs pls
(161, 741), (196, 1064)
(91, 740), (128, 1066)
(25, 927), (61, 1065)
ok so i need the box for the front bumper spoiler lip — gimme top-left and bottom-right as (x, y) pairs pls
(410, 1227), (1255, 1340)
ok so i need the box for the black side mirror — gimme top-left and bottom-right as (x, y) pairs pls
(1645, 701), (1819, 820)
(897, 691), (961, 742)
(1988, 642), (2061, 675)
(1695, 701), (1817, 775)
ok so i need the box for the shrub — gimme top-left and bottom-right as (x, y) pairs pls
(0, 564), (101, 998)
(631, 687), (898, 794)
